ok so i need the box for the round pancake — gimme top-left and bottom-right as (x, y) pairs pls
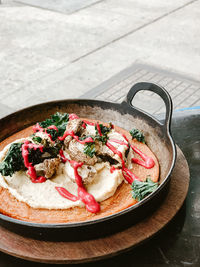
(0, 119), (159, 224)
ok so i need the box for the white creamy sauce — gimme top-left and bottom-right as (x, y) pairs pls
(84, 124), (96, 136)
(108, 130), (128, 155)
(0, 130), (128, 209)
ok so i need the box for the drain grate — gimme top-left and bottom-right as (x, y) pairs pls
(81, 64), (200, 115)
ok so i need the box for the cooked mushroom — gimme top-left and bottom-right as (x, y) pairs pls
(65, 162), (97, 185)
(68, 139), (97, 165)
(64, 119), (83, 147)
(34, 158), (60, 179)
(95, 143), (119, 166)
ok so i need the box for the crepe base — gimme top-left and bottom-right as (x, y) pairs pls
(0, 119), (159, 224)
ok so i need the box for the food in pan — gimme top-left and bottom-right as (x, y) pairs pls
(0, 112), (159, 223)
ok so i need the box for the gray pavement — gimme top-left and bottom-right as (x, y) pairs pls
(0, 0), (200, 117)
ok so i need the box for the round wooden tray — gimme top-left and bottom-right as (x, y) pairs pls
(0, 147), (189, 264)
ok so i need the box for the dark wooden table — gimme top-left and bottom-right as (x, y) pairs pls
(0, 108), (199, 267)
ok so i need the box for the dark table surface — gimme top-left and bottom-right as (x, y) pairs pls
(0, 108), (199, 267)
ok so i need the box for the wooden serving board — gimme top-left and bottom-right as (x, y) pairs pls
(0, 147), (189, 264)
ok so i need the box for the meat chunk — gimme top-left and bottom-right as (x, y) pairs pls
(65, 162), (97, 185)
(34, 158), (60, 179)
(68, 139), (97, 165)
(64, 119), (83, 147)
(96, 143), (119, 166)
(66, 119), (83, 133)
(95, 131), (129, 167)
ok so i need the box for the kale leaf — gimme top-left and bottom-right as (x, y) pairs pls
(80, 136), (96, 158)
(28, 147), (43, 166)
(0, 143), (25, 176)
(130, 128), (145, 143)
(95, 124), (111, 136)
(32, 136), (42, 144)
(46, 128), (59, 141)
(32, 134), (61, 159)
(131, 178), (158, 201)
(84, 143), (96, 158)
(44, 142), (62, 158)
(0, 139), (61, 176)
(39, 112), (69, 136)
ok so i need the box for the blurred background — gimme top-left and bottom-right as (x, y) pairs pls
(0, 0), (200, 116)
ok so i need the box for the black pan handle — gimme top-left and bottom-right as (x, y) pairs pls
(123, 82), (173, 131)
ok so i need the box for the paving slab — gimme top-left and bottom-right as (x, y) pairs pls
(0, 103), (14, 118)
(0, 0), (192, 97)
(61, 0), (200, 92)
(0, 0), (199, 114)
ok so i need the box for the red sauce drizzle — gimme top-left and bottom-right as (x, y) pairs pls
(109, 139), (129, 147)
(123, 168), (140, 183)
(21, 141), (46, 183)
(122, 171), (134, 184)
(55, 187), (78, 202)
(56, 149), (100, 213)
(121, 133), (129, 143)
(58, 130), (94, 144)
(59, 149), (67, 163)
(110, 166), (117, 173)
(32, 123), (58, 142)
(106, 141), (142, 184)
(96, 123), (102, 136)
(106, 141), (125, 168)
(69, 113), (79, 120)
(32, 123), (44, 133)
(48, 125), (58, 132)
(83, 120), (95, 126)
(130, 145), (155, 169)
(82, 122), (86, 128)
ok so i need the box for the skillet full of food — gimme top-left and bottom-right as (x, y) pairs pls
(0, 82), (176, 240)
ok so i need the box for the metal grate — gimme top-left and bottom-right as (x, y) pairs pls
(81, 64), (200, 114)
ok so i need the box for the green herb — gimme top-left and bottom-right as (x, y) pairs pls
(131, 178), (158, 201)
(80, 136), (96, 158)
(95, 135), (108, 144)
(0, 143), (25, 176)
(44, 142), (62, 158)
(84, 143), (96, 158)
(95, 124), (112, 144)
(79, 135), (93, 141)
(95, 124), (111, 136)
(39, 112), (69, 136)
(130, 128), (145, 143)
(28, 147), (43, 165)
(46, 128), (59, 141)
(32, 136), (42, 144)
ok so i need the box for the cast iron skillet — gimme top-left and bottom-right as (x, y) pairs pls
(0, 82), (176, 241)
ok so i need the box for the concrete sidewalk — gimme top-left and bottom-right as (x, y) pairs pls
(0, 0), (200, 117)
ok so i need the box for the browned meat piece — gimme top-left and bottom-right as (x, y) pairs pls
(66, 119), (83, 134)
(64, 136), (73, 148)
(34, 158), (60, 179)
(64, 119), (83, 147)
(68, 139), (97, 165)
(66, 163), (97, 185)
(82, 165), (96, 184)
(96, 143), (121, 166)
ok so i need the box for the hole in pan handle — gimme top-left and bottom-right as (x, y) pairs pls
(123, 82), (173, 132)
